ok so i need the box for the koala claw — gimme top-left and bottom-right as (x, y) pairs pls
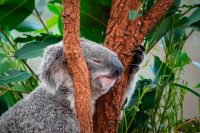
(129, 45), (145, 73)
(131, 45), (145, 65)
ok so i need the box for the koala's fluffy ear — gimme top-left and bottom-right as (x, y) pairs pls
(39, 42), (68, 89)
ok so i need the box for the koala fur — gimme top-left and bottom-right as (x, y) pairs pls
(125, 45), (145, 108)
(0, 38), (123, 133)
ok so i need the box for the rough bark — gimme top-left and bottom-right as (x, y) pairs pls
(62, 0), (93, 132)
(93, 0), (174, 132)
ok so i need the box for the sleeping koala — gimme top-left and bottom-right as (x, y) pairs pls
(0, 38), (123, 133)
(0, 38), (144, 133)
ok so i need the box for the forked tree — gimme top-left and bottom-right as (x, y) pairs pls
(62, 0), (173, 132)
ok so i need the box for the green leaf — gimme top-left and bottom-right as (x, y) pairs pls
(91, 0), (111, 7)
(14, 34), (62, 59)
(41, 33), (63, 44)
(15, 20), (43, 32)
(80, 0), (110, 42)
(0, 61), (10, 75)
(14, 34), (35, 43)
(14, 41), (48, 59)
(172, 83), (200, 97)
(0, 70), (32, 84)
(152, 56), (174, 83)
(195, 83), (200, 88)
(0, 0), (35, 30)
(49, 0), (62, 4)
(0, 97), (8, 116)
(190, 20), (200, 31)
(133, 112), (149, 128)
(0, 53), (4, 60)
(47, 3), (62, 15)
(185, 8), (200, 26)
(81, 26), (106, 43)
(14, 33), (62, 43)
(126, 79), (153, 108)
(58, 15), (63, 35)
(0, 92), (18, 109)
(145, 16), (171, 51)
(139, 89), (156, 110)
(11, 85), (31, 93)
(129, 10), (142, 20)
(176, 52), (191, 68)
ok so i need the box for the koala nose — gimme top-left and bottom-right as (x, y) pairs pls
(111, 56), (123, 76)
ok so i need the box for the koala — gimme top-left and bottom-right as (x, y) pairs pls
(0, 38), (124, 133)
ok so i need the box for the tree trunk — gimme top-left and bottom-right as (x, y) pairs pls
(93, 0), (174, 132)
(62, 0), (93, 132)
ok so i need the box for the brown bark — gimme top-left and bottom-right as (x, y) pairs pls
(62, 0), (93, 133)
(93, 0), (174, 132)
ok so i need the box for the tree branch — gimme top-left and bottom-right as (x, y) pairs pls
(93, 0), (174, 132)
(62, 0), (93, 132)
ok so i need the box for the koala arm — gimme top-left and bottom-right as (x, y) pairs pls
(124, 45), (145, 108)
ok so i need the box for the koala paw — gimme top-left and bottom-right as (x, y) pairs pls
(129, 45), (145, 73)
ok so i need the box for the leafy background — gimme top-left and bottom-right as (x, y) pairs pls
(0, 0), (200, 132)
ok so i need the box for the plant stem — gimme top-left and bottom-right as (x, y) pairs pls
(0, 85), (29, 93)
(34, 8), (49, 33)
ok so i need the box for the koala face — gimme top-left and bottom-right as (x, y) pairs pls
(80, 39), (123, 100)
(40, 38), (123, 101)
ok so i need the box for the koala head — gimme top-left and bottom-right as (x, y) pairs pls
(39, 38), (123, 101)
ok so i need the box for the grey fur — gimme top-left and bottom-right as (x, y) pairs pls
(0, 38), (123, 133)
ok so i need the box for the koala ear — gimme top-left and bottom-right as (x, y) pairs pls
(39, 43), (66, 89)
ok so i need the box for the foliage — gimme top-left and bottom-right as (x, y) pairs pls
(120, 0), (200, 132)
(0, 0), (199, 132)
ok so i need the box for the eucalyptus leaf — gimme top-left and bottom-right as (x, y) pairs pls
(15, 20), (43, 32)
(185, 8), (200, 26)
(14, 41), (48, 59)
(129, 10), (142, 20)
(58, 15), (63, 35)
(195, 83), (200, 88)
(81, 26), (106, 43)
(0, 70), (32, 84)
(47, 3), (62, 15)
(80, 0), (109, 28)
(0, 61), (10, 75)
(0, 98), (8, 116)
(91, 0), (111, 7)
(176, 52), (191, 68)
(0, 0), (35, 30)
(152, 56), (174, 83)
(14, 35), (35, 43)
(190, 20), (200, 31)
(0, 92), (18, 109)
(49, 0), (62, 4)
(172, 83), (200, 97)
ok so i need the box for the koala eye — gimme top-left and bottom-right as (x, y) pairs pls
(91, 59), (101, 64)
